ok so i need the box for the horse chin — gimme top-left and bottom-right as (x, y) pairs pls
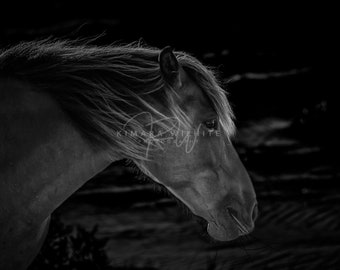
(207, 221), (241, 242)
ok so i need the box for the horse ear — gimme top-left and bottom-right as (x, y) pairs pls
(158, 46), (182, 89)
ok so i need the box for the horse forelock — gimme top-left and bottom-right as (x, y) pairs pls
(177, 53), (236, 138)
(0, 39), (235, 161)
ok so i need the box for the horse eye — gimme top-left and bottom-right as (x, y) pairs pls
(204, 119), (218, 130)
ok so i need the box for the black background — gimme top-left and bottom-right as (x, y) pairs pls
(1, 2), (339, 270)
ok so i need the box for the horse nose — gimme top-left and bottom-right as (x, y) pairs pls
(252, 203), (259, 222)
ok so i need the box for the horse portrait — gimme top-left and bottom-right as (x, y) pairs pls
(0, 39), (257, 269)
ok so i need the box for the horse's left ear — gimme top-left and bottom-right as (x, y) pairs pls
(158, 46), (183, 89)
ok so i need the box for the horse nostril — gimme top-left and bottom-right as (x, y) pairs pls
(252, 203), (259, 221)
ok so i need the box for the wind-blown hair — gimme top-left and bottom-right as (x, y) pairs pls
(0, 39), (235, 161)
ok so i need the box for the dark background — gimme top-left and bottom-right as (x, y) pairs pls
(1, 2), (339, 270)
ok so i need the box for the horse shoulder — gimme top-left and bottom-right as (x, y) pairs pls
(0, 78), (112, 269)
(0, 215), (51, 270)
(0, 78), (111, 222)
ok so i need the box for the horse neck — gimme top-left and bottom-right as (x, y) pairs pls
(0, 78), (115, 224)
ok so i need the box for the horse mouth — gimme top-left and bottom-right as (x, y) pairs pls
(205, 208), (254, 241)
(227, 208), (251, 235)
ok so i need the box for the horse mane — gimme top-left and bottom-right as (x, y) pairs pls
(0, 39), (235, 161)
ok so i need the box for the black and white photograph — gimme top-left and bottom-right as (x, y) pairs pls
(0, 2), (337, 269)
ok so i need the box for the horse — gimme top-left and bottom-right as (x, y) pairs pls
(0, 39), (258, 269)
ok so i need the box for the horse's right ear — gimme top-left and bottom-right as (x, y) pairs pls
(158, 46), (182, 89)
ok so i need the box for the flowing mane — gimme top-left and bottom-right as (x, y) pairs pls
(0, 39), (235, 161)
(0, 40), (257, 268)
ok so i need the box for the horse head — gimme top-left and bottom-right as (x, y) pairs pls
(136, 47), (258, 241)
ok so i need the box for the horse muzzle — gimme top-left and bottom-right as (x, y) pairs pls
(206, 204), (258, 241)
